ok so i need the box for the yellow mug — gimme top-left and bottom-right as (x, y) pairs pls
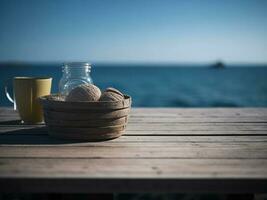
(5, 77), (52, 124)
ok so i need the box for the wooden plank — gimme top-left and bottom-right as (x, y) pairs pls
(1, 107), (267, 193)
(1, 107), (267, 117)
(0, 158), (266, 179)
(115, 135), (267, 143)
(0, 142), (266, 159)
(1, 107), (267, 123)
(1, 126), (267, 136)
(1, 121), (267, 126)
(131, 108), (267, 116)
(0, 158), (266, 193)
(47, 123), (267, 132)
(129, 117), (267, 123)
(2, 116), (267, 123)
(3, 122), (266, 127)
(1, 127), (267, 136)
(1, 135), (267, 145)
(125, 130), (267, 136)
(126, 123), (267, 131)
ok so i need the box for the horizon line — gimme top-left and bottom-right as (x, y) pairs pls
(1, 60), (267, 66)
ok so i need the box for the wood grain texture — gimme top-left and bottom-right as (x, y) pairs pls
(1, 129), (267, 137)
(2, 126), (267, 135)
(0, 158), (267, 193)
(0, 158), (267, 178)
(0, 142), (267, 159)
(1, 135), (267, 146)
(2, 107), (267, 122)
(0, 107), (267, 193)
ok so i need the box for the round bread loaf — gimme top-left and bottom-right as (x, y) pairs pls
(66, 84), (101, 102)
(99, 87), (124, 101)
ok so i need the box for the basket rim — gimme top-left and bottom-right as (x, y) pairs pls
(39, 93), (131, 103)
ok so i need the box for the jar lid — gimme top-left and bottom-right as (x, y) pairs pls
(63, 62), (91, 68)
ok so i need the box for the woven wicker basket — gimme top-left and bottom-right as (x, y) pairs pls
(39, 94), (131, 141)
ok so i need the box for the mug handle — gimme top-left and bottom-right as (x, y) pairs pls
(4, 83), (16, 110)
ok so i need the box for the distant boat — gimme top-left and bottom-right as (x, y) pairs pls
(210, 61), (225, 69)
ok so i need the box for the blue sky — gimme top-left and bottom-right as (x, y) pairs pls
(0, 0), (266, 63)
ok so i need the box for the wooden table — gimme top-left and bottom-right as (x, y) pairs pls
(0, 107), (267, 195)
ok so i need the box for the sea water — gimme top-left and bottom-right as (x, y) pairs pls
(1, 63), (267, 107)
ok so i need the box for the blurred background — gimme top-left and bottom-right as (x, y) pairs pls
(0, 0), (267, 107)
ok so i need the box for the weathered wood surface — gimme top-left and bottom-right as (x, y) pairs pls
(0, 107), (267, 193)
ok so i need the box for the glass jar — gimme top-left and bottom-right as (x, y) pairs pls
(59, 62), (93, 96)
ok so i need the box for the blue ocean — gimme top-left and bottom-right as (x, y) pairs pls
(1, 63), (267, 107)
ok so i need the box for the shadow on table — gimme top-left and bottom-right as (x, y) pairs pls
(0, 121), (86, 145)
(0, 120), (22, 125)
